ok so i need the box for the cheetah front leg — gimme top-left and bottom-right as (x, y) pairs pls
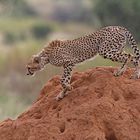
(56, 64), (73, 101)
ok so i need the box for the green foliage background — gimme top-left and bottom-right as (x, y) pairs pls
(94, 0), (140, 40)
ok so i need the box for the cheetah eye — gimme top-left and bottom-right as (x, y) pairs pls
(27, 67), (31, 70)
(33, 56), (41, 63)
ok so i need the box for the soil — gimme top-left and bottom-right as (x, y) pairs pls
(0, 67), (140, 140)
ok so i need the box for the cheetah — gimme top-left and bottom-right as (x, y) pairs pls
(26, 26), (140, 100)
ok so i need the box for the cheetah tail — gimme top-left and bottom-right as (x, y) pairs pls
(125, 30), (140, 58)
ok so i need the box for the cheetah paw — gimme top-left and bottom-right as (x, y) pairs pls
(66, 85), (73, 91)
(130, 74), (140, 79)
(113, 70), (123, 77)
(130, 69), (140, 79)
(55, 92), (68, 101)
(56, 93), (64, 101)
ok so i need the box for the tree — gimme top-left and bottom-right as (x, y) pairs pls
(93, 0), (140, 41)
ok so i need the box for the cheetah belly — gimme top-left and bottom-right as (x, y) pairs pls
(71, 46), (98, 64)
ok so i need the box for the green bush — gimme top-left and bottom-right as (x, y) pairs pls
(4, 32), (27, 45)
(0, 18), (54, 44)
(4, 32), (16, 44)
(31, 24), (52, 39)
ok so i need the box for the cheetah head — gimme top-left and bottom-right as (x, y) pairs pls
(26, 55), (45, 76)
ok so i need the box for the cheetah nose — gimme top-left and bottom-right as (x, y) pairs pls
(26, 70), (33, 76)
(26, 72), (30, 75)
(26, 73), (30, 75)
(26, 73), (34, 76)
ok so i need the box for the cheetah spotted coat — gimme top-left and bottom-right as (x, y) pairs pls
(27, 26), (140, 100)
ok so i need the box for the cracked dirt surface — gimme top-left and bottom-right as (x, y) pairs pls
(0, 67), (140, 140)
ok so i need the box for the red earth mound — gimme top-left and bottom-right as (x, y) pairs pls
(0, 67), (140, 140)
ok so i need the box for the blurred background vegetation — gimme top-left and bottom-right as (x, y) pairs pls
(0, 0), (140, 121)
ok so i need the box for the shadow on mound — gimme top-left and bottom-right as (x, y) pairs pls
(0, 67), (140, 140)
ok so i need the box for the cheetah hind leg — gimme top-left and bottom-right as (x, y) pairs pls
(114, 64), (127, 77)
(100, 50), (132, 77)
(131, 68), (140, 79)
(130, 58), (140, 79)
(114, 54), (132, 77)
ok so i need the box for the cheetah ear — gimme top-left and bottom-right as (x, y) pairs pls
(33, 55), (41, 63)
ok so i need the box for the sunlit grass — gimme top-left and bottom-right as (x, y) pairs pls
(0, 92), (30, 121)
